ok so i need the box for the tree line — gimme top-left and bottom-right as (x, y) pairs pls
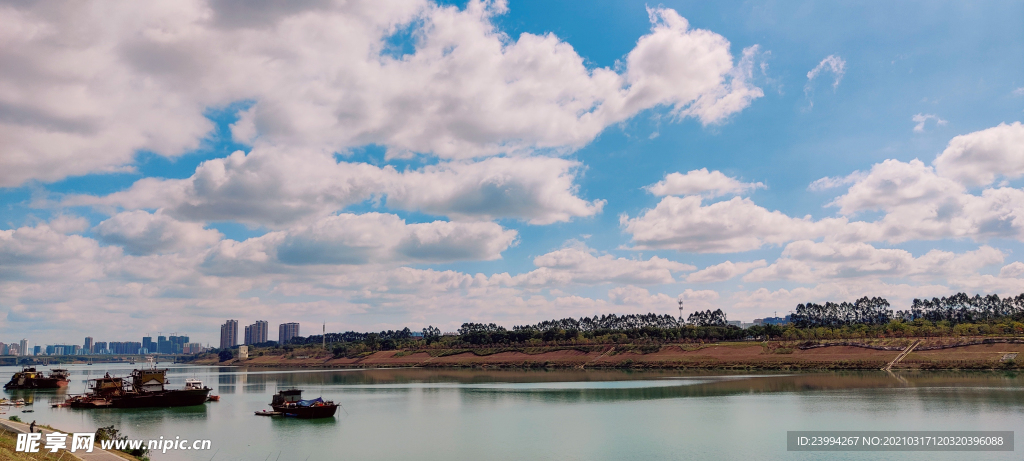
(792, 293), (1024, 328)
(232, 291), (1024, 353)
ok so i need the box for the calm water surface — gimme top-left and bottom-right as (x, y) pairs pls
(2, 364), (1022, 460)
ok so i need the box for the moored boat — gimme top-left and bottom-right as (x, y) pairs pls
(63, 369), (211, 409)
(269, 389), (337, 419)
(4, 367), (70, 389)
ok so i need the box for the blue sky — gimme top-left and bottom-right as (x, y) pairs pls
(1, 0), (1022, 347)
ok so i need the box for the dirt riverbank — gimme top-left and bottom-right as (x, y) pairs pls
(194, 338), (1024, 370)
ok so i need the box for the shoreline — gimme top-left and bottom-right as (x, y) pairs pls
(193, 337), (1024, 371)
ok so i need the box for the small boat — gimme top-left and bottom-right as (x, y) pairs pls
(207, 395), (220, 402)
(4, 367), (70, 389)
(270, 389), (338, 419)
(21, 409), (33, 413)
(255, 410), (281, 416)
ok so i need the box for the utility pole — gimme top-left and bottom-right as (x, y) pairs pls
(322, 322), (326, 349)
(678, 298), (684, 322)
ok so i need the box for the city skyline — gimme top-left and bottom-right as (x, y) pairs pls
(1, 1), (1022, 346)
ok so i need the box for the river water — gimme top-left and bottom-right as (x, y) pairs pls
(2, 364), (1022, 460)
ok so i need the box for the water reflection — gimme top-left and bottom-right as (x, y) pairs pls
(450, 371), (1024, 406)
(69, 404), (210, 427)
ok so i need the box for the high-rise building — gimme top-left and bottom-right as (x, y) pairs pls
(19, 339), (28, 356)
(0, 342), (6, 355)
(157, 335), (169, 354)
(167, 335), (189, 354)
(142, 336), (153, 353)
(33, 346), (41, 356)
(84, 337), (94, 354)
(94, 342), (107, 354)
(245, 321), (268, 345)
(278, 322), (300, 345)
(220, 320), (238, 349)
(7, 344), (19, 356)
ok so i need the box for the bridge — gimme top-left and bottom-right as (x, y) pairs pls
(0, 354), (196, 366)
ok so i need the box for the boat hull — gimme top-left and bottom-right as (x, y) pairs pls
(271, 403), (338, 419)
(110, 388), (212, 408)
(4, 377), (69, 390)
(68, 388), (211, 409)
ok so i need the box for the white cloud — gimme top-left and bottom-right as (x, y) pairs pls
(509, 243), (695, 287)
(1013, 87), (1024, 97)
(620, 195), (847, 253)
(65, 149), (604, 226)
(0, 1), (761, 187)
(933, 121), (1024, 187)
(911, 113), (948, 133)
(94, 210), (223, 255)
(0, 223), (120, 282)
(645, 168), (765, 197)
(686, 260), (767, 283)
(745, 240), (1004, 283)
(807, 55), (846, 89)
(607, 286), (719, 313)
(385, 157), (605, 224)
(47, 215), (90, 234)
(999, 262), (1024, 278)
(63, 148), (390, 227)
(804, 54), (846, 107)
(807, 171), (867, 191)
(627, 125), (1024, 253)
(829, 158), (1024, 242)
(207, 213), (517, 267)
(830, 159), (964, 215)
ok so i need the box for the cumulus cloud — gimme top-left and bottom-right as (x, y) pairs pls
(47, 215), (90, 234)
(64, 148), (392, 227)
(0, 223), (120, 281)
(65, 149), (604, 226)
(620, 195), (849, 253)
(744, 240), (1004, 283)
(645, 168), (764, 197)
(627, 123), (1024, 254)
(912, 113), (948, 133)
(830, 159), (964, 215)
(1000, 262), (1024, 278)
(509, 243), (694, 287)
(0, 1), (761, 187)
(386, 157), (605, 224)
(208, 213), (517, 267)
(829, 158), (1024, 242)
(686, 260), (767, 283)
(933, 121), (1024, 187)
(94, 210), (223, 255)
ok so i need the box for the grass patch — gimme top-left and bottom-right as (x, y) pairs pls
(424, 345), (601, 358)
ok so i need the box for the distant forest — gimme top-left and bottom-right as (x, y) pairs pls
(265, 292), (1024, 351)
